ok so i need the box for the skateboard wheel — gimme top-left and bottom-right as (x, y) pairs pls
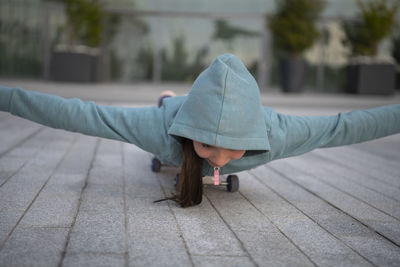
(174, 174), (179, 188)
(151, 157), (161, 172)
(227, 175), (239, 192)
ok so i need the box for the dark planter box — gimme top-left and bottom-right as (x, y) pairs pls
(346, 63), (395, 95)
(280, 57), (307, 92)
(50, 51), (100, 82)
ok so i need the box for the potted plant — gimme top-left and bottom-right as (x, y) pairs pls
(343, 0), (399, 94)
(269, 0), (326, 92)
(391, 24), (400, 90)
(50, 0), (105, 82)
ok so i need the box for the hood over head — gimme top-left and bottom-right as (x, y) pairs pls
(168, 54), (270, 152)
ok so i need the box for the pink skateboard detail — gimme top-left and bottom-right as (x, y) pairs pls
(214, 167), (220, 185)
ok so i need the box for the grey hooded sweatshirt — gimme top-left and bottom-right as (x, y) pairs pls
(1, 54), (399, 176)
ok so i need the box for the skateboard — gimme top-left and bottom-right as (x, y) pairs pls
(151, 157), (239, 192)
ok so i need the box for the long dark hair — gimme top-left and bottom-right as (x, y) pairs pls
(154, 138), (203, 207)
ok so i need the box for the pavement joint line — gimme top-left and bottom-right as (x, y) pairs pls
(204, 194), (259, 267)
(153, 153), (195, 267)
(19, 226), (71, 229)
(309, 150), (400, 189)
(309, 154), (400, 202)
(0, 128), (54, 188)
(58, 138), (100, 267)
(305, 152), (400, 203)
(283, 160), (400, 223)
(353, 148), (400, 164)
(0, 126), (44, 159)
(64, 251), (126, 256)
(247, 170), (377, 267)
(0, 134), (78, 252)
(266, 165), (400, 248)
(190, 254), (256, 257)
(236, 183), (318, 267)
(121, 143), (129, 267)
(249, 196), (313, 259)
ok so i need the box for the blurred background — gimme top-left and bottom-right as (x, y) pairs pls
(0, 0), (399, 94)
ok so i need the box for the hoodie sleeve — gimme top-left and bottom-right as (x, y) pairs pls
(0, 86), (165, 155)
(267, 104), (400, 161)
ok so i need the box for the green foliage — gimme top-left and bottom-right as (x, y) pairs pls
(269, 0), (326, 56)
(213, 20), (259, 41)
(161, 36), (209, 81)
(136, 45), (154, 80)
(391, 23), (400, 64)
(161, 36), (188, 81)
(136, 35), (209, 81)
(344, 0), (399, 56)
(185, 47), (209, 82)
(0, 19), (42, 76)
(62, 0), (104, 47)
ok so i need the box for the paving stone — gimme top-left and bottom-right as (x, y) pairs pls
(0, 117), (41, 155)
(93, 154), (121, 167)
(124, 144), (165, 198)
(62, 252), (126, 267)
(18, 136), (97, 228)
(205, 189), (273, 232)
(170, 196), (246, 257)
(128, 229), (191, 267)
(0, 134), (75, 250)
(205, 190), (316, 266)
(0, 227), (68, 267)
(243, 173), (374, 266)
(0, 137), (73, 210)
(192, 255), (255, 267)
(126, 197), (177, 233)
(125, 194), (191, 266)
(90, 139), (123, 186)
(269, 159), (400, 246)
(0, 210), (22, 245)
(250, 163), (400, 266)
(0, 157), (26, 185)
(1, 89), (400, 266)
(157, 168), (299, 262)
(66, 138), (125, 254)
(89, 166), (123, 187)
(4, 128), (55, 158)
(216, 173), (370, 266)
(313, 145), (400, 187)
(79, 183), (124, 212)
(67, 188), (124, 253)
(285, 155), (400, 220)
(352, 135), (400, 161)
(312, 145), (400, 187)
(67, 207), (125, 254)
(0, 138), (75, 236)
(305, 151), (400, 202)
(0, 113), (27, 125)
(96, 138), (123, 154)
(18, 191), (80, 228)
(235, 230), (314, 267)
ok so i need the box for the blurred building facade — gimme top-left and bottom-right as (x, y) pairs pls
(0, 0), (398, 91)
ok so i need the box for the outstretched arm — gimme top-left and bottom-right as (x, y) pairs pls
(0, 86), (165, 155)
(266, 104), (400, 161)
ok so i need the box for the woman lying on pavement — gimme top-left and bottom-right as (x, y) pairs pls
(1, 54), (399, 207)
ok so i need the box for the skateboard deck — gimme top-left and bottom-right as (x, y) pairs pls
(151, 157), (239, 192)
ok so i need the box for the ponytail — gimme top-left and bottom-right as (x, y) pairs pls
(154, 138), (203, 207)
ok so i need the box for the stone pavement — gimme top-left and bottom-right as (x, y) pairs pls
(0, 79), (400, 266)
